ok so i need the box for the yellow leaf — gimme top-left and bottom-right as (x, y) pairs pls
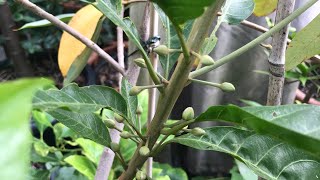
(253, 0), (278, 17)
(58, 5), (103, 76)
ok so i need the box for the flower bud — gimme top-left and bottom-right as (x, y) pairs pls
(103, 119), (115, 128)
(200, 55), (215, 66)
(182, 107), (194, 121)
(191, 127), (206, 136)
(136, 170), (147, 180)
(129, 86), (143, 96)
(153, 45), (170, 56)
(136, 105), (143, 115)
(114, 113), (124, 123)
(110, 142), (120, 152)
(220, 82), (235, 92)
(139, 146), (150, 156)
(120, 131), (132, 139)
(134, 58), (147, 68)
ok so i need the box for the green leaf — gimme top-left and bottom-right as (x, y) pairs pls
(32, 110), (53, 135)
(55, 167), (87, 180)
(0, 78), (52, 180)
(64, 155), (96, 180)
(29, 169), (50, 180)
(196, 105), (320, 157)
(253, 0), (277, 17)
(121, 78), (138, 127)
(169, 126), (320, 180)
(153, 162), (188, 180)
(33, 138), (51, 157)
(151, 0), (216, 25)
(33, 83), (127, 116)
(76, 138), (104, 164)
(235, 160), (258, 180)
(53, 123), (78, 141)
(286, 14), (320, 71)
(95, 0), (145, 53)
(221, 0), (255, 25)
(49, 109), (111, 146)
(17, 14), (74, 30)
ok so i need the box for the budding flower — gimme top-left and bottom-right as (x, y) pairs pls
(103, 119), (115, 129)
(182, 107), (194, 121)
(220, 82), (236, 92)
(134, 58), (147, 68)
(136, 105), (143, 115)
(200, 55), (215, 66)
(136, 170), (147, 180)
(129, 86), (143, 96)
(110, 142), (120, 152)
(191, 127), (206, 136)
(120, 131), (132, 139)
(139, 146), (150, 156)
(153, 45), (170, 56)
(114, 113), (124, 123)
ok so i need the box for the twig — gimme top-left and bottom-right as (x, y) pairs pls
(15, 0), (125, 75)
(267, 0), (296, 105)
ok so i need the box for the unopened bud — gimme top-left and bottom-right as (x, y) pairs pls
(200, 55), (215, 66)
(153, 45), (170, 56)
(191, 127), (206, 136)
(136, 105), (143, 115)
(110, 142), (120, 152)
(114, 113), (124, 123)
(139, 146), (150, 156)
(129, 86), (143, 96)
(134, 58), (147, 68)
(182, 107), (194, 121)
(220, 82), (235, 92)
(120, 131), (132, 139)
(136, 170), (147, 180)
(103, 119), (115, 128)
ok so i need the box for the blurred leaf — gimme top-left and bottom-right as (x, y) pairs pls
(169, 126), (320, 180)
(0, 78), (52, 180)
(33, 138), (51, 157)
(32, 110), (53, 135)
(29, 169), (50, 180)
(121, 79), (138, 127)
(239, 99), (262, 107)
(76, 138), (104, 164)
(221, 0), (255, 25)
(138, 90), (148, 133)
(119, 138), (136, 162)
(53, 123), (78, 141)
(55, 167), (88, 180)
(17, 14), (74, 30)
(286, 14), (320, 71)
(153, 162), (188, 180)
(31, 149), (58, 163)
(230, 166), (244, 180)
(196, 105), (320, 157)
(235, 159), (258, 180)
(58, 5), (103, 80)
(151, 0), (216, 25)
(64, 155), (96, 180)
(253, 0), (277, 16)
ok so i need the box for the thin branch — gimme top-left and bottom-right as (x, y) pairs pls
(267, 0), (296, 105)
(15, 0), (125, 75)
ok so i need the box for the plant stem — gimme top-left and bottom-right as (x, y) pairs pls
(189, 0), (319, 79)
(189, 78), (221, 88)
(174, 24), (190, 63)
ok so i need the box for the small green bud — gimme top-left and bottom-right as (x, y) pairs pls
(220, 82), (236, 92)
(114, 113), (124, 123)
(182, 107), (194, 121)
(139, 146), (150, 156)
(110, 142), (120, 152)
(129, 86), (143, 96)
(103, 119), (115, 128)
(120, 131), (132, 139)
(136, 170), (147, 180)
(160, 128), (171, 135)
(136, 105), (143, 115)
(134, 58), (147, 68)
(153, 45), (170, 56)
(191, 127), (206, 136)
(200, 55), (215, 66)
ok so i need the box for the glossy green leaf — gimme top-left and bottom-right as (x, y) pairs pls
(196, 105), (320, 157)
(235, 160), (258, 180)
(53, 123), (78, 141)
(95, 0), (145, 53)
(0, 78), (52, 180)
(221, 0), (255, 25)
(169, 126), (320, 180)
(151, 0), (216, 25)
(76, 138), (104, 164)
(33, 83), (127, 116)
(48, 109), (111, 147)
(17, 14), (74, 30)
(33, 138), (50, 157)
(286, 14), (320, 71)
(121, 78), (138, 127)
(64, 155), (96, 180)
(253, 0), (277, 17)
(32, 110), (53, 135)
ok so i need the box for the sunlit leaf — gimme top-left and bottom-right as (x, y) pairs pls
(17, 14), (74, 30)
(253, 0), (278, 17)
